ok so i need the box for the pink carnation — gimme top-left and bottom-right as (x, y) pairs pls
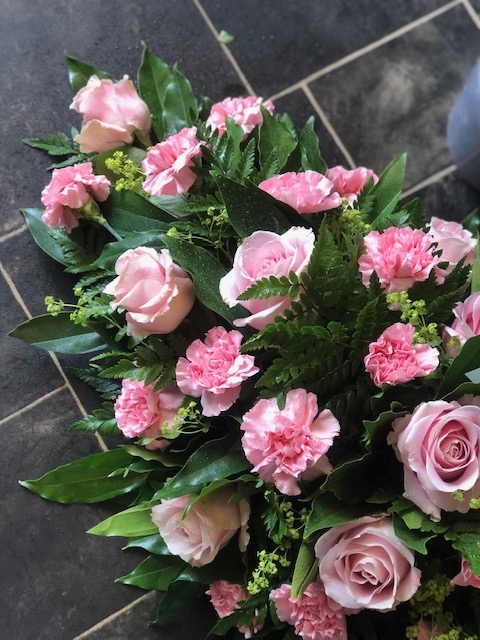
(358, 226), (439, 293)
(240, 388), (340, 495)
(451, 557), (480, 588)
(175, 326), (259, 417)
(443, 291), (480, 358)
(142, 126), (203, 196)
(258, 171), (342, 214)
(41, 162), (110, 232)
(364, 322), (439, 387)
(270, 582), (347, 640)
(429, 216), (477, 283)
(114, 379), (184, 449)
(206, 96), (274, 137)
(326, 165), (378, 205)
(206, 581), (262, 638)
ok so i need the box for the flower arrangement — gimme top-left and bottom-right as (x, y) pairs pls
(10, 47), (480, 640)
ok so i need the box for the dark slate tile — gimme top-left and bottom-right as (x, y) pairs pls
(1, 389), (148, 640)
(468, 0), (480, 14)
(200, 0), (451, 96)
(307, 5), (480, 189)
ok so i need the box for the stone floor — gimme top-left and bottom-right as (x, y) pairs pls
(2, 1), (480, 638)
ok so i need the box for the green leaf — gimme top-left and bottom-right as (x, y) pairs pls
(19, 449), (143, 503)
(391, 514), (434, 554)
(217, 30), (235, 44)
(138, 47), (172, 140)
(9, 313), (105, 354)
(101, 189), (174, 233)
(437, 335), (480, 398)
(304, 493), (373, 538)
(258, 107), (298, 173)
(321, 453), (387, 504)
(88, 500), (159, 537)
(65, 53), (112, 94)
(117, 555), (182, 590)
(162, 65), (197, 135)
(21, 208), (70, 266)
(451, 532), (480, 575)
(298, 117), (327, 174)
(154, 580), (205, 623)
(123, 533), (171, 556)
(23, 132), (80, 157)
(290, 542), (318, 598)
(93, 230), (167, 271)
(69, 407), (119, 435)
(367, 154), (406, 230)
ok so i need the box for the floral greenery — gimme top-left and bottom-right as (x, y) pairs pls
(10, 47), (480, 640)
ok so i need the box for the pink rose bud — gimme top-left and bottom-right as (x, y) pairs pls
(41, 162), (110, 232)
(258, 171), (342, 214)
(206, 96), (274, 138)
(103, 246), (195, 337)
(451, 557), (480, 588)
(70, 75), (151, 153)
(326, 165), (378, 205)
(443, 291), (480, 358)
(141, 126), (204, 196)
(151, 486), (250, 567)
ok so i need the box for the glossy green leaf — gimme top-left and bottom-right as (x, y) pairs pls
(9, 313), (105, 354)
(21, 208), (70, 265)
(451, 532), (480, 576)
(138, 47), (172, 140)
(162, 65), (197, 135)
(367, 154), (406, 230)
(437, 335), (480, 398)
(258, 108), (298, 173)
(19, 449), (143, 503)
(391, 514), (433, 555)
(93, 230), (167, 270)
(291, 542), (318, 598)
(305, 493), (372, 538)
(101, 189), (174, 233)
(298, 116), (327, 174)
(123, 534), (171, 556)
(117, 555), (182, 590)
(154, 580), (205, 623)
(65, 53), (112, 94)
(88, 501), (159, 537)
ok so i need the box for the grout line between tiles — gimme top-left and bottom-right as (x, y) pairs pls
(268, 0), (462, 101)
(301, 83), (356, 168)
(0, 224), (27, 244)
(0, 385), (66, 427)
(193, 0), (256, 95)
(401, 164), (457, 198)
(72, 592), (156, 639)
(461, 0), (480, 28)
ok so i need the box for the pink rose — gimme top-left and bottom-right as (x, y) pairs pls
(150, 486), (250, 567)
(114, 379), (184, 449)
(358, 227), (439, 293)
(175, 326), (259, 417)
(451, 557), (480, 588)
(326, 165), (378, 205)
(206, 96), (274, 138)
(314, 516), (421, 612)
(219, 227), (315, 330)
(258, 171), (342, 214)
(364, 322), (439, 387)
(103, 246), (195, 337)
(41, 162), (110, 232)
(240, 388), (340, 495)
(206, 581), (262, 638)
(270, 582), (347, 640)
(443, 292), (480, 358)
(388, 399), (480, 520)
(141, 126), (204, 196)
(70, 75), (151, 153)
(428, 216), (477, 283)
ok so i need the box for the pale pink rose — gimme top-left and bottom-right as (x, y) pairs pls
(41, 162), (110, 232)
(388, 399), (480, 520)
(219, 227), (315, 330)
(114, 379), (184, 449)
(175, 326), (259, 417)
(358, 227), (439, 293)
(240, 388), (340, 495)
(270, 582), (346, 640)
(141, 126), (204, 196)
(258, 171), (342, 214)
(326, 165), (378, 205)
(429, 216), (477, 283)
(206, 96), (274, 138)
(443, 292), (480, 358)
(206, 581), (262, 638)
(451, 557), (480, 588)
(103, 246), (195, 338)
(315, 516), (421, 612)
(151, 487), (250, 567)
(364, 322), (439, 387)
(71, 75), (151, 153)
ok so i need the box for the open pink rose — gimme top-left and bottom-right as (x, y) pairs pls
(451, 557), (480, 588)
(206, 96), (274, 138)
(104, 246), (195, 337)
(175, 326), (259, 417)
(315, 516), (421, 612)
(258, 171), (342, 214)
(358, 227), (439, 293)
(388, 399), (480, 520)
(364, 322), (439, 387)
(114, 379), (184, 449)
(142, 126), (204, 196)
(428, 216), (477, 283)
(71, 75), (151, 153)
(206, 581), (262, 638)
(219, 227), (315, 330)
(240, 388), (340, 495)
(326, 165), (378, 205)
(443, 291), (480, 358)
(270, 582), (347, 640)
(151, 486), (250, 567)
(41, 162), (110, 232)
